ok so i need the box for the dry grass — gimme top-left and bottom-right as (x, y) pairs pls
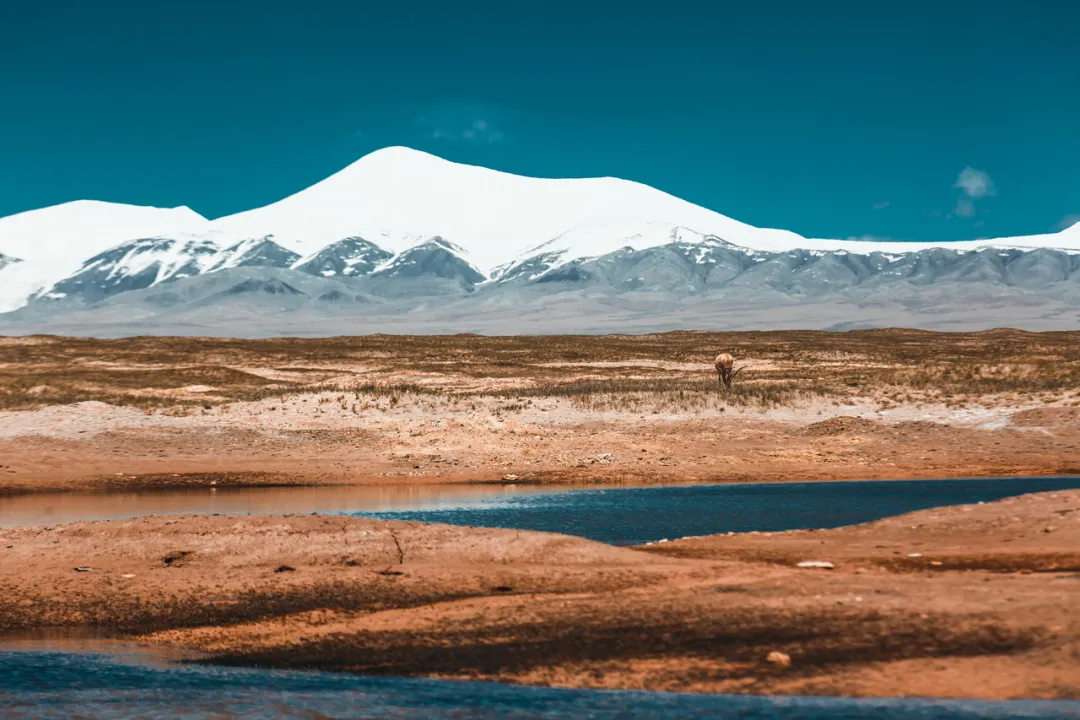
(2, 329), (1079, 412)
(488, 378), (830, 412)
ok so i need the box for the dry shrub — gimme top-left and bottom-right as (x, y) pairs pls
(488, 378), (832, 412)
(2, 329), (1078, 411)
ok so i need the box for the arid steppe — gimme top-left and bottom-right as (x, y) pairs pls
(2, 329), (1080, 494)
(1, 330), (1079, 700)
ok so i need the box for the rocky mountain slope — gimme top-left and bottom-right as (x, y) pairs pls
(1, 147), (1078, 335)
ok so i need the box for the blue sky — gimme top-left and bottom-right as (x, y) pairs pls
(1, 0), (1076, 241)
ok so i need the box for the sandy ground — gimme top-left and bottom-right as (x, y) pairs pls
(4, 330), (1080, 493)
(1, 393), (1080, 494)
(1, 491), (1077, 699)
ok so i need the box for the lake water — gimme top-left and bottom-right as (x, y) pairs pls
(3, 476), (1080, 717)
(5, 477), (1079, 546)
(0, 646), (1076, 719)
(343, 476), (1080, 545)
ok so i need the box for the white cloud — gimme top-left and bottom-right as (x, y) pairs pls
(1052, 214), (1080, 232)
(954, 198), (976, 218)
(949, 167), (994, 220)
(843, 234), (900, 242)
(872, 200), (890, 210)
(416, 105), (507, 145)
(953, 167), (995, 199)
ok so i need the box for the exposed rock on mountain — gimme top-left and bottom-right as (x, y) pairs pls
(37, 237), (218, 304)
(208, 237), (301, 271)
(293, 237), (393, 277)
(1, 147), (1078, 334)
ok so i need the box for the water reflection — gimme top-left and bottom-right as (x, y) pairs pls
(349, 476), (1080, 545)
(0, 482), (553, 527)
(5, 477), (1080, 548)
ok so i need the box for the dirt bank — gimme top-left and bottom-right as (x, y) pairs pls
(3, 330), (1080, 494)
(3, 398), (1080, 495)
(2, 491), (1077, 699)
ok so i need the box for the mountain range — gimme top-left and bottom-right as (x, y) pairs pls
(1, 146), (1078, 336)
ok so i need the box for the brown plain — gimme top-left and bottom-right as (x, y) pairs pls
(2, 329), (1080, 494)
(1, 330), (1079, 700)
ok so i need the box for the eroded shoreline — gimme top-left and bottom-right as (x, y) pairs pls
(2, 332), (1079, 699)
(2, 491), (1078, 700)
(4, 404), (1080, 496)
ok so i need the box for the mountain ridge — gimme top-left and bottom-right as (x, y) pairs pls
(1, 147), (1078, 332)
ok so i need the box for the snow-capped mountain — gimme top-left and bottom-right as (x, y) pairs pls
(38, 236), (219, 303)
(292, 237), (393, 277)
(370, 237), (486, 284)
(202, 146), (1077, 270)
(204, 147), (815, 271)
(1, 146), (1079, 334)
(0, 200), (210, 313)
(206, 236), (301, 272)
(0, 200), (209, 267)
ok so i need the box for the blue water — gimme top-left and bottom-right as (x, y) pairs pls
(0, 649), (1076, 719)
(4, 476), (1080, 717)
(344, 476), (1080, 545)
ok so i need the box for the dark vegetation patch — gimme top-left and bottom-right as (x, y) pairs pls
(0, 581), (483, 634)
(800, 416), (882, 437)
(2, 329), (1079, 411)
(72, 471), (308, 495)
(876, 553), (1080, 574)
(639, 546), (1080, 575)
(488, 378), (832, 410)
(162, 551), (192, 567)
(202, 608), (1043, 681)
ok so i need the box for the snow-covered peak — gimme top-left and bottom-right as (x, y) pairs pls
(0, 200), (213, 313)
(521, 223), (726, 265)
(3, 147), (1080, 315)
(207, 147), (806, 273)
(0, 200), (209, 266)
(209, 146), (1080, 275)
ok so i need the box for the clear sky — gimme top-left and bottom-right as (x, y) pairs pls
(1, 0), (1076, 241)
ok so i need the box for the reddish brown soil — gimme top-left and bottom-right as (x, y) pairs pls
(2, 491), (1078, 699)
(3, 329), (1080, 494)
(3, 409), (1080, 495)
